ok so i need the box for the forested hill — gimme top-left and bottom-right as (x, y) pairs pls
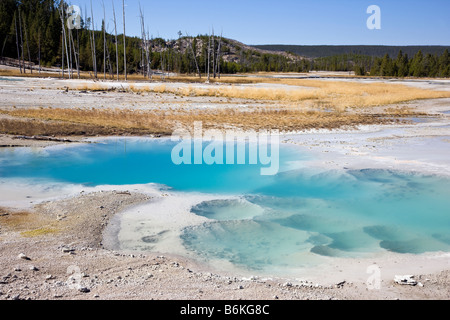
(0, 0), (309, 76)
(0, 0), (449, 77)
(252, 45), (450, 59)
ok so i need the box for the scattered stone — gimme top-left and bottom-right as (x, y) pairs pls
(336, 281), (346, 288)
(14, 267), (22, 272)
(29, 266), (39, 271)
(79, 287), (90, 293)
(18, 253), (31, 261)
(238, 285), (244, 290)
(394, 275), (418, 286)
(45, 275), (54, 280)
(94, 294), (99, 298)
(61, 247), (75, 253)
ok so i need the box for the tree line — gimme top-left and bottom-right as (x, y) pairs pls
(254, 44), (450, 59)
(312, 50), (450, 77)
(0, 0), (310, 78)
(0, 0), (448, 78)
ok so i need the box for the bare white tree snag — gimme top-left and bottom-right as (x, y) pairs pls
(69, 27), (80, 79)
(217, 32), (222, 79)
(90, 0), (97, 78)
(122, 0), (127, 81)
(18, 8), (25, 74)
(61, 5), (70, 79)
(112, 0), (119, 81)
(212, 28), (216, 79)
(38, 29), (41, 74)
(185, 32), (201, 79)
(207, 34), (211, 83)
(102, 1), (106, 80)
(23, 15), (32, 74)
(139, 3), (151, 79)
(57, 4), (68, 78)
(14, 13), (22, 74)
(68, 25), (73, 78)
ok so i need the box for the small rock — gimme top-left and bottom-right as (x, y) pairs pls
(62, 247), (75, 253)
(29, 266), (39, 271)
(238, 285), (244, 290)
(18, 253), (31, 261)
(14, 267), (22, 272)
(93, 294), (99, 298)
(394, 275), (417, 286)
(45, 275), (54, 280)
(79, 287), (90, 293)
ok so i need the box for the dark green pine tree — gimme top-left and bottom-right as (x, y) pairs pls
(396, 50), (409, 77)
(410, 50), (424, 77)
(439, 49), (449, 77)
(380, 54), (394, 76)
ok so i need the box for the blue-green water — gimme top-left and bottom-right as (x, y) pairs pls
(1, 138), (449, 272)
(0, 77), (24, 82)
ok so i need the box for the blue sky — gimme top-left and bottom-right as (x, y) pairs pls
(72, 0), (450, 45)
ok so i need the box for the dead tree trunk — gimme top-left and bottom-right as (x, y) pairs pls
(217, 33), (222, 79)
(207, 34), (211, 83)
(76, 28), (80, 78)
(38, 29), (41, 74)
(18, 9), (25, 74)
(58, 4), (70, 79)
(90, 0), (97, 79)
(68, 26), (73, 78)
(122, 0), (127, 81)
(102, 1), (106, 80)
(70, 28), (80, 79)
(112, 0), (119, 81)
(14, 13), (22, 74)
(212, 29), (216, 79)
(139, 4), (152, 79)
(186, 33), (201, 79)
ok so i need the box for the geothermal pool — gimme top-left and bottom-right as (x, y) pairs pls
(1, 138), (449, 275)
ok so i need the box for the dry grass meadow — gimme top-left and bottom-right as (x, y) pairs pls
(1, 73), (447, 137)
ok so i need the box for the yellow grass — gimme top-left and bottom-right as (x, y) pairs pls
(1, 106), (409, 136)
(21, 228), (59, 238)
(70, 78), (450, 111)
